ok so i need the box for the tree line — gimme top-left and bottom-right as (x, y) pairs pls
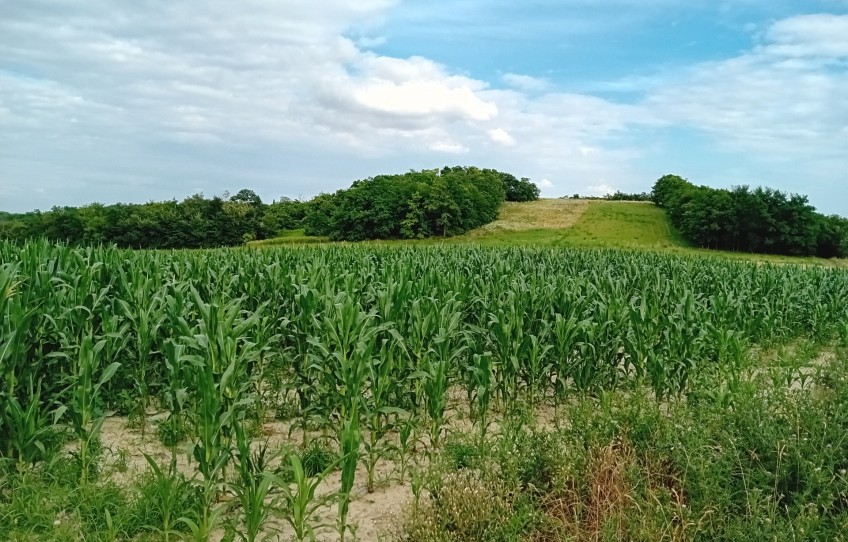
(0, 167), (538, 247)
(652, 174), (848, 258)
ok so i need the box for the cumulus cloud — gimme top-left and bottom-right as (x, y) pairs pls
(764, 14), (848, 59)
(502, 73), (551, 92)
(487, 128), (516, 146)
(429, 141), (469, 154)
(586, 183), (617, 197)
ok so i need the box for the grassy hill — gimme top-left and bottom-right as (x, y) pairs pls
(251, 199), (847, 267)
(458, 199), (686, 250)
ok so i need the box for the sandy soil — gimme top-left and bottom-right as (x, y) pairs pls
(94, 414), (414, 542)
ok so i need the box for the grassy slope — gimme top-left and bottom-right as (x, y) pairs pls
(446, 200), (845, 266)
(457, 199), (685, 250)
(252, 199), (847, 267)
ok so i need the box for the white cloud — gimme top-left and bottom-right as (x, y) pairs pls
(502, 73), (551, 92)
(764, 14), (848, 59)
(429, 141), (469, 153)
(646, 14), (848, 165)
(487, 128), (516, 146)
(586, 183), (617, 197)
(354, 80), (497, 120)
(537, 178), (554, 188)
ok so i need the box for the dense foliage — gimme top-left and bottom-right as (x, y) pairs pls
(606, 190), (652, 201)
(303, 166), (523, 241)
(501, 172), (540, 202)
(653, 174), (848, 257)
(1, 167), (537, 246)
(0, 189), (308, 249)
(2, 241), (848, 539)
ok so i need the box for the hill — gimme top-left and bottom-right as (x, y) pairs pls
(458, 199), (686, 249)
(250, 198), (847, 267)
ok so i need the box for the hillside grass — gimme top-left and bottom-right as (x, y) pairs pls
(252, 199), (847, 267)
(457, 199), (685, 250)
(247, 229), (329, 247)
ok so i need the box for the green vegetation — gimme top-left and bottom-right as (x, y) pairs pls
(557, 200), (685, 249)
(1, 239), (848, 540)
(0, 167), (540, 248)
(400, 345), (848, 541)
(436, 199), (685, 251)
(303, 166), (536, 241)
(246, 229), (329, 247)
(653, 174), (848, 258)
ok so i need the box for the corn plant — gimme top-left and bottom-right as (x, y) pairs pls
(550, 312), (583, 400)
(160, 340), (189, 459)
(362, 334), (406, 492)
(419, 297), (465, 450)
(288, 284), (322, 444)
(181, 288), (261, 540)
(274, 451), (340, 542)
(1, 378), (65, 471)
(141, 454), (198, 542)
(1, 264), (57, 470)
(116, 281), (166, 438)
(228, 421), (279, 542)
(486, 300), (530, 408)
(63, 334), (120, 485)
(467, 351), (494, 447)
(307, 292), (380, 430)
(523, 332), (553, 406)
(394, 414), (420, 484)
(338, 413), (362, 542)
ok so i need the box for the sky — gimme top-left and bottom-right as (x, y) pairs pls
(1, 1), (847, 215)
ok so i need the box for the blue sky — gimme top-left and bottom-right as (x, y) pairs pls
(2, 1), (847, 215)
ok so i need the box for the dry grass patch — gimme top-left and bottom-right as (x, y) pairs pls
(472, 199), (590, 233)
(540, 441), (636, 542)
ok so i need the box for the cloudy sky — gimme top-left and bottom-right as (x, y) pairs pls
(2, 1), (847, 215)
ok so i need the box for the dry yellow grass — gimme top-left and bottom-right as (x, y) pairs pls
(472, 199), (590, 233)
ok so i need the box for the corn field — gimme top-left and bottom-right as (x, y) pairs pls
(2, 239), (848, 539)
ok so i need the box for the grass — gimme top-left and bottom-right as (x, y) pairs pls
(247, 229), (329, 247)
(394, 341), (848, 542)
(456, 200), (686, 250)
(248, 199), (847, 267)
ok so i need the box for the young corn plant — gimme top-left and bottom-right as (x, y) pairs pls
(486, 303), (530, 409)
(228, 420), (279, 542)
(181, 288), (261, 540)
(1, 266), (63, 471)
(523, 331), (553, 407)
(140, 453), (198, 542)
(116, 283), (166, 438)
(550, 312), (584, 401)
(362, 333), (406, 492)
(338, 412), (362, 542)
(288, 284), (322, 445)
(394, 414), (420, 484)
(420, 298), (465, 450)
(275, 451), (340, 542)
(467, 351), (494, 447)
(308, 292), (379, 431)
(1, 378), (65, 472)
(160, 340), (189, 460)
(64, 334), (120, 485)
